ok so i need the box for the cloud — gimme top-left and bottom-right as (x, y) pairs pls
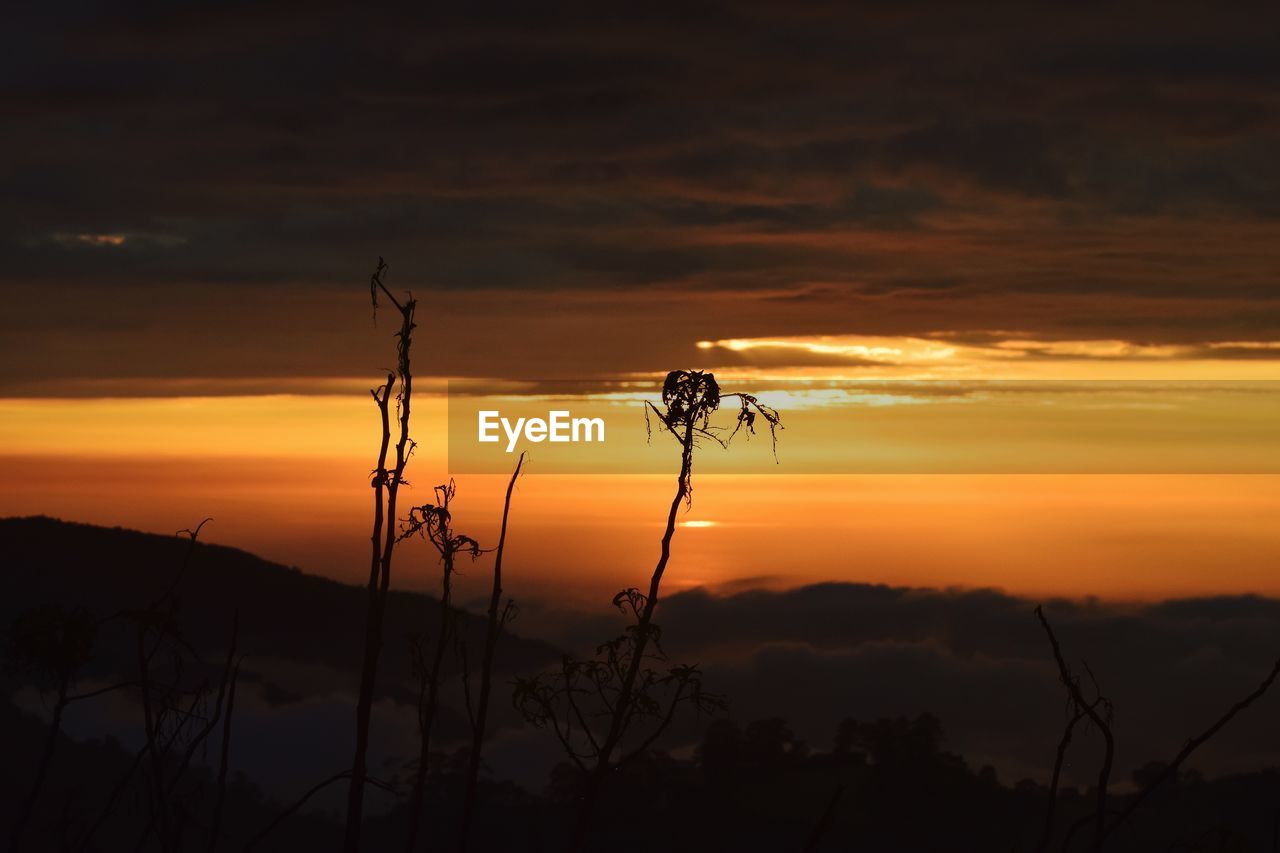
(41, 231), (186, 249)
(527, 583), (1280, 786)
(692, 332), (1280, 377)
(2, 3), (1280, 388)
(885, 120), (1069, 197)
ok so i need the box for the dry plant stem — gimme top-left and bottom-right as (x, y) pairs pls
(246, 772), (396, 853)
(1035, 606), (1114, 853)
(78, 518), (209, 853)
(552, 372), (779, 851)
(134, 653), (219, 853)
(1100, 655), (1280, 847)
(8, 675), (70, 853)
(207, 658), (241, 853)
(167, 615), (239, 801)
(153, 518), (212, 611)
(405, 548), (454, 853)
(76, 742), (150, 852)
(799, 784), (845, 853)
(346, 258), (416, 853)
(10, 658), (123, 851)
(346, 372), (392, 851)
(139, 521), (212, 853)
(247, 773), (351, 853)
(16, 523), (210, 853)
(137, 625), (172, 852)
(1037, 707), (1088, 853)
(571, 419), (695, 851)
(403, 480), (481, 853)
(1053, 655), (1280, 853)
(458, 454), (525, 852)
(143, 618), (240, 853)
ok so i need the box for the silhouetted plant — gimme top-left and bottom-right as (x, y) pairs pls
(799, 784), (845, 853)
(244, 771), (398, 853)
(1035, 605), (1119, 853)
(515, 369), (780, 850)
(346, 257), (417, 853)
(458, 452), (525, 853)
(1035, 604), (1280, 852)
(512, 603), (723, 770)
(398, 478), (482, 853)
(15, 519), (244, 853)
(65, 519), (239, 853)
(5, 604), (97, 852)
(207, 646), (241, 853)
(128, 538), (240, 851)
(161, 611), (239, 852)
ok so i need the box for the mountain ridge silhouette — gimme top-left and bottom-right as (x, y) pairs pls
(0, 515), (562, 704)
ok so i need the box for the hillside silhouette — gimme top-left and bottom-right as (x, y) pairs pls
(5, 517), (1280, 852)
(0, 516), (561, 704)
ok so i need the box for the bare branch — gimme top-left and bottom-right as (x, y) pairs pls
(248, 772), (394, 853)
(1035, 605), (1114, 853)
(1102, 655), (1280, 845)
(346, 256), (417, 852)
(799, 784), (845, 853)
(206, 656), (240, 853)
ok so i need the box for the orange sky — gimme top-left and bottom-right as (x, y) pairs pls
(3, 342), (1278, 607)
(6, 3), (1280, 613)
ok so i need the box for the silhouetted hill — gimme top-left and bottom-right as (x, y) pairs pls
(0, 516), (561, 702)
(6, 519), (1280, 851)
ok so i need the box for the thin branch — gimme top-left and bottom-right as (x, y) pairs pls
(1035, 605), (1113, 853)
(1102, 655), (1280, 844)
(153, 518), (213, 610)
(1038, 705), (1090, 853)
(799, 785), (845, 853)
(564, 678), (602, 756)
(65, 680), (139, 704)
(248, 772), (394, 853)
(76, 741), (151, 852)
(616, 680), (687, 766)
(167, 614), (239, 797)
(206, 657), (241, 853)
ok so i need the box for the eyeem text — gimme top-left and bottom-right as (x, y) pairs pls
(478, 410), (606, 453)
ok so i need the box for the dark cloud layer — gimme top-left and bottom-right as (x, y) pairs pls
(525, 583), (1280, 786)
(3, 3), (1280, 386)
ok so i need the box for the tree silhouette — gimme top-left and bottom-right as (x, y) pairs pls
(345, 257), (418, 853)
(398, 478), (482, 853)
(515, 369), (781, 850)
(5, 604), (96, 852)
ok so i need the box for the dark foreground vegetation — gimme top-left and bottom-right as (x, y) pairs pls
(4, 264), (1277, 852)
(4, 684), (1280, 852)
(4, 517), (1280, 852)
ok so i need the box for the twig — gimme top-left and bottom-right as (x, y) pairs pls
(1035, 606), (1113, 853)
(1102, 656), (1280, 845)
(1037, 704), (1090, 853)
(206, 653), (241, 853)
(799, 784), (845, 853)
(248, 772), (394, 853)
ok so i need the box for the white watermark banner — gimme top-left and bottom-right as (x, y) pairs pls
(445, 378), (1280, 474)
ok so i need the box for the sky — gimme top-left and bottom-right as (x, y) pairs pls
(3, 2), (1280, 607)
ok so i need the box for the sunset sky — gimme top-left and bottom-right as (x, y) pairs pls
(3, 3), (1280, 610)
